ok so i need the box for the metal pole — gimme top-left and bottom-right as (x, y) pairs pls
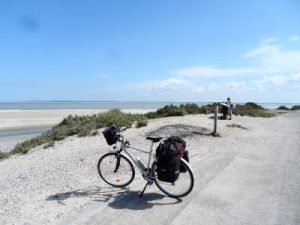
(213, 106), (218, 134)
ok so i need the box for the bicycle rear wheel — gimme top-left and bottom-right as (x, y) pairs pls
(152, 158), (194, 198)
(97, 152), (135, 188)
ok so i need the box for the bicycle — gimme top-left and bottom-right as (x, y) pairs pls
(97, 127), (194, 198)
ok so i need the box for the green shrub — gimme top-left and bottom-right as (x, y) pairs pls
(244, 102), (265, 110)
(233, 102), (276, 118)
(276, 105), (290, 110)
(291, 105), (300, 110)
(145, 111), (159, 119)
(199, 103), (218, 114)
(136, 120), (148, 128)
(180, 103), (200, 114)
(156, 104), (187, 117)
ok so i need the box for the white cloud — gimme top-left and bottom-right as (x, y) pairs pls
(289, 36), (299, 42)
(132, 78), (190, 91)
(175, 39), (300, 79)
(225, 81), (246, 89)
(261, 38), (277, 45)
(174, 66), (277, 78)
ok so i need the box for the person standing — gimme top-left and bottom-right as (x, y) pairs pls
(226, 97), (233, 120)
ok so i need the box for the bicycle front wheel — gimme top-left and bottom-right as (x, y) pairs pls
(97, 152), (135, 188)
(152, 158), (194, 198)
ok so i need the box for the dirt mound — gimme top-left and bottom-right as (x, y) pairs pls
(146, 124), (211, 138)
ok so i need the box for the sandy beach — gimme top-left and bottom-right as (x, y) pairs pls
(0, 111), (299, 225)
(0, 109), (154, 152)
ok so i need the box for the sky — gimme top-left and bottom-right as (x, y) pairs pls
(0, 0), (300, 103)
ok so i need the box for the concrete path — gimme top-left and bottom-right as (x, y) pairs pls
(60, 112), (300, 225)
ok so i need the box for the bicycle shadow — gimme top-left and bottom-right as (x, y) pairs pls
(105, 189), (182, 210)
(46, 186), (182, 209)
(46, 186), (123, 205)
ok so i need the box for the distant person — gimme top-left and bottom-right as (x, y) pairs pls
(226, 97), (233, 120)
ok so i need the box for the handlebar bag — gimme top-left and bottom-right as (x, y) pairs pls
(102, 127), (118, 145)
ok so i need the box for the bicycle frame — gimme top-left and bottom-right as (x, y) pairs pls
(111, 140), (156, 175)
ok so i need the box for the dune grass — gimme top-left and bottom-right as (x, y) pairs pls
(233, 102), (277, 118)
(227, 123), (248, 130)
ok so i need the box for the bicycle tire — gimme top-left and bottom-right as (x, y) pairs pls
(97, 152), (135, 188)
(152, 158), (194, 198)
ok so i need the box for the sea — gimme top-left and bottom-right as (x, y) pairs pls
(0, 101), (299, 110)
(0, 101), (299, 153)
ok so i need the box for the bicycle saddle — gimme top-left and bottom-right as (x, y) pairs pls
(146, 136), (162, 143)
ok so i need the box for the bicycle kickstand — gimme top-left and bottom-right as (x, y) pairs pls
(139, 181), (150, 198)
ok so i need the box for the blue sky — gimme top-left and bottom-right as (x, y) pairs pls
(0, 0), (299, 103)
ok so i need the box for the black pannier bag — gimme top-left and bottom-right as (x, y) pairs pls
(157, 157), (180, 183)
(156, 136), (188, 182)
(102, 126), (118, 145)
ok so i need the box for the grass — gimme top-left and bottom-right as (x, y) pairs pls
(144, 103), (218, 119)
(0, 102), (281, 160)
(227, 123), (248, 130)
(233, 102), (277, 118)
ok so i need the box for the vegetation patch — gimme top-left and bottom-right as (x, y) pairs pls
(0, 151), (9, 160)
(291, 105), (300, 110)
(276, 105), (290, 110)
(233, 102), (277, 118)
(227, 123), (248, 130)
(144, 103), (218, 119)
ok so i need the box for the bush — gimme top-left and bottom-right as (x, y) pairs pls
(180, 103), (199, 114)
(233, 102), (276, 118)
(276, 105), (290, 110)
(199, 103), (218, 114)
(136, 120), (148, 128)
(156, 104), (187, 117)
(291, 105), (300, 110)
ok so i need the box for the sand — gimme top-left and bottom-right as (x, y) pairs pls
(0, 111), (299, 225)
(0, 109), (154, 152)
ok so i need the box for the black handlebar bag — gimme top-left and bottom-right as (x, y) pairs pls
(102, 127), (118, 145)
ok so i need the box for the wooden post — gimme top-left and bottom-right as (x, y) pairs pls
(213, 105), (218, 134)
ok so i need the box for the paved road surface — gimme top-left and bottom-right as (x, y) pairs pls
(60, 112), (300, 225)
